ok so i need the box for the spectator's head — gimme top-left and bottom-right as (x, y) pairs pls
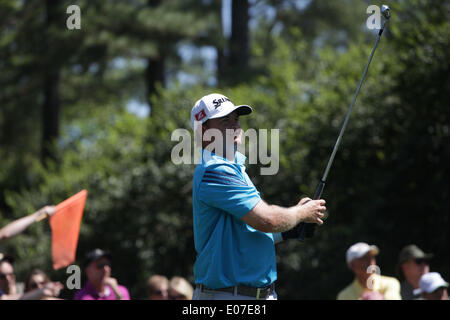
(346, 242), (379, 276)
(24, 269), (51, 292)
(147, 275), (169, 300)
(0, 253), (16, 294)
(168, 276), (193, 300)
(413, 272), (448, 300)
(398, 244), (432, 285)
(83, 249), (112, 287)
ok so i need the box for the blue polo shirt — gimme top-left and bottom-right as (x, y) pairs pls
(192, 149), (278, 289)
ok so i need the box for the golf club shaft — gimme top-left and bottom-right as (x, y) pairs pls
(297, 21), (389, 241)
(322, 35), (382, 184)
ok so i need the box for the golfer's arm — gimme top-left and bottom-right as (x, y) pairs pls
(241, 199), (303, 233)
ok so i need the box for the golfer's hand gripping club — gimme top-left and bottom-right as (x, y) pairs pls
(296, 180), (325, 240)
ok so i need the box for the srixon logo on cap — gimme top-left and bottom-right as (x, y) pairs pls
(195, 109), (207, 121)
(213, 97), (231, 109)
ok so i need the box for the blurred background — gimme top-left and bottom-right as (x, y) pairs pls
(0, 0), (448, 299)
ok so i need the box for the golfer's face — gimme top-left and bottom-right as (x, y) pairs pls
(206, 111), (243, 146)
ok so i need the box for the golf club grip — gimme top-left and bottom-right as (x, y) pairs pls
(297, 180), (325, 241)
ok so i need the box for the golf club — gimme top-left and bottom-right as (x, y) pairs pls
(297, 5), (391, 241)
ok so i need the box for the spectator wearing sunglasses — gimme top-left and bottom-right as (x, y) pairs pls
(1, 255), (63, 300)
(24, 269), (51, 293)
(168, 276), (193, 300)
(397, 244), (433, 300)
(147, 275), (169, 300)
(74, 249), (130, 300)
(23, 268), (63, 300)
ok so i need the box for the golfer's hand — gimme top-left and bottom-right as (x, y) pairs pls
(298, 197), (312, 205)
(298, 199), (326, 225)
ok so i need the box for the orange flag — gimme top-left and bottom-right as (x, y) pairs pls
(50, 190), (87, 270)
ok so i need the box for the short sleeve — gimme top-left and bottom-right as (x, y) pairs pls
(199, 166), (261, 218)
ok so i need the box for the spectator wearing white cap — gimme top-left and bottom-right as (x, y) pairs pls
(414, 272), (448, 300)
(337, 242), (401, 300)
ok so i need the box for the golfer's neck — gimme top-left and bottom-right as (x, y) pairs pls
(225, 144), (238, 162)
(202, 144), (236, 162)
(217, 147), (235, 162)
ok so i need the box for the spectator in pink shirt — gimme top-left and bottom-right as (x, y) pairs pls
(74, 249), (130, 300)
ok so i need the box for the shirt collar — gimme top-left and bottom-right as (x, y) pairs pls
(235, 151), (246, 165)
(202, 149), (246, 165)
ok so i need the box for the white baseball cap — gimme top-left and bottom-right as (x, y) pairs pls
(190, 93), (252, 129)
(346, 242), (380, 265)
(413, 272), (449, 295)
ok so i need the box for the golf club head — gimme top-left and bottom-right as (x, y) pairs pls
(381, 5), (391, 20)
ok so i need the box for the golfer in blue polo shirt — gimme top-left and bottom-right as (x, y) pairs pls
(191, 93), (327, 300)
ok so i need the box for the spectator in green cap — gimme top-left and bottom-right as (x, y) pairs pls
(397, 244), (433, 300)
